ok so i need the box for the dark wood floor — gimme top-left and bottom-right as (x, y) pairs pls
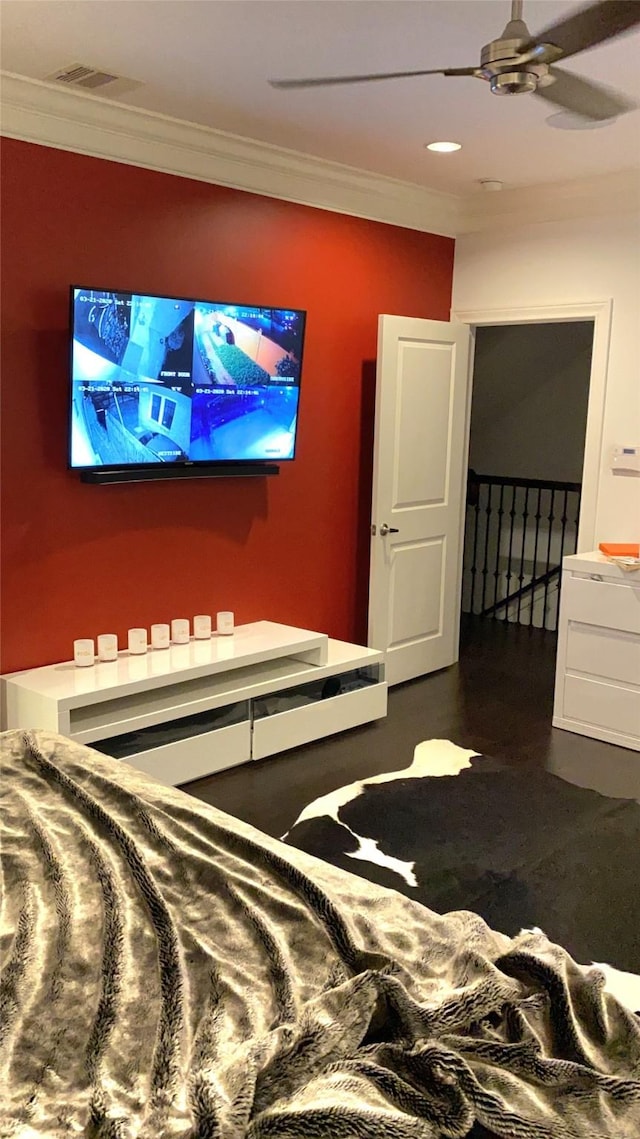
(182, 616), (640, 838)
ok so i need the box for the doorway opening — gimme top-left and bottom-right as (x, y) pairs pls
(461, 320), (594, 637)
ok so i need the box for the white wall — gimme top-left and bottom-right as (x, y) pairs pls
(469, 322), (593, 484)
(453, 212), (640, 544)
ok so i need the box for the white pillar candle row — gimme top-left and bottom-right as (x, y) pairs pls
(74, 612), (234, 665)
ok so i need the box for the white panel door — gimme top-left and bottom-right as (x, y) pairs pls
(368, 315), (471, 686)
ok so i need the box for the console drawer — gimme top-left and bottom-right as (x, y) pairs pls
(252, 681), (387, 761)
(96, 721), (251, 785)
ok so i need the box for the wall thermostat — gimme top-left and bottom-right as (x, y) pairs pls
(611, 445), (640, 474)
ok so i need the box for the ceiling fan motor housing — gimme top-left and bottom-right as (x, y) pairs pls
(481, 27), (548, 95)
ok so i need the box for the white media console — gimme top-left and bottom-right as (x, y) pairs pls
(1, 621), (387, 785)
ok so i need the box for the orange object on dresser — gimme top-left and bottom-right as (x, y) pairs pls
(598, 543), (640, 557)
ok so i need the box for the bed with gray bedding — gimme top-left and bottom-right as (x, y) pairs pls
(1, 728), (639, 1138)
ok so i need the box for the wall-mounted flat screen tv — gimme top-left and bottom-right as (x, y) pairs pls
(69, 286), (306, 476)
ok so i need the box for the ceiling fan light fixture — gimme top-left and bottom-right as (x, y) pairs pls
(425, 141), (462, 152)
(490, 71), (538, 95)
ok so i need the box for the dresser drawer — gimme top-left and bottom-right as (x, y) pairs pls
(563, 675), (640, 740)
(566, 624), (640, 686)
(562, 575), (640, 634)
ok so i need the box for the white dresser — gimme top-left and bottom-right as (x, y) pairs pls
(553, 552), (640, 751)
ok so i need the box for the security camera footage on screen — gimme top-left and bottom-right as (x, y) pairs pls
(70, 289), (305, 467)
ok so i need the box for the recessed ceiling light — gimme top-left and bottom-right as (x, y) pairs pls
(425, 141), (462, 153)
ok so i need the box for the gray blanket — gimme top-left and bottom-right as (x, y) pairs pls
(1, 729), (639, 1138)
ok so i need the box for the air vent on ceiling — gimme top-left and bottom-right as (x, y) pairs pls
(45, 63), (142, 98)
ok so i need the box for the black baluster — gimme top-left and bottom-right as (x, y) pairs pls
(573, 488), (581, 553)
(505, 484), (518, 624)
(530, 486), (543, 627)
(516, 487), (530, 625)
(470, 484), (481, 615)
(559, 488), (569, 562)
(492, 483), (505, 616)
(480, 482), (492, 616)
(543, 489), (556, 631)
(553, 488), (570, 633)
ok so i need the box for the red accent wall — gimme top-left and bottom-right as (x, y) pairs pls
(0, 139), (454, 672)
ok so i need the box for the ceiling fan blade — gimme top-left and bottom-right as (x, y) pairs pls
(521, 0), (640, 64)
(269, 66), (478, 90)
(535, 66), (637, 119)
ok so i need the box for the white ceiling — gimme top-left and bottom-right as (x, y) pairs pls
(1, 0), (639, 195)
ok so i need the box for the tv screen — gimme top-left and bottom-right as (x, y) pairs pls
(69, 287), (306, 471)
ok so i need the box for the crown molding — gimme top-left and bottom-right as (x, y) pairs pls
(0, 71), (461, 237)
(2, 72), (638, 238)
(457, 169), (640, 234)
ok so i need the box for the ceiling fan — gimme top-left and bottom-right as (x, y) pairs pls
(269, 0), (640, 122)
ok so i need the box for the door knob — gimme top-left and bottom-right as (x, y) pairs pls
(380, 523), (399, 536)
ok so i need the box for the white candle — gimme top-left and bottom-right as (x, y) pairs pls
(73, 638), (95, 667)
(151, 623), (170, 649)
(216, 611), (234, 635)
(97, 633), (118, 662)
(171, 618), (190, 644)
(127, 628), (148, 655)
(193, 614), (212, 640)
